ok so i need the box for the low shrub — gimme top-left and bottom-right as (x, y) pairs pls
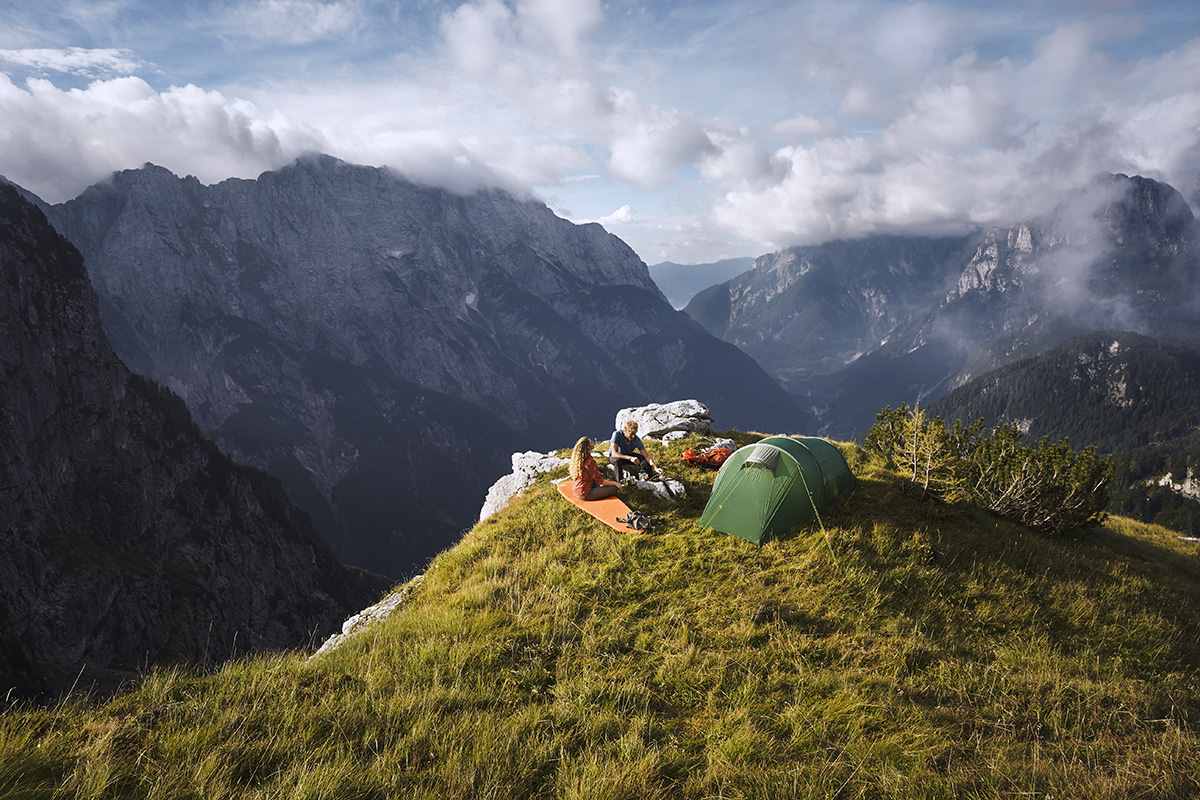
(865, 405), (1112, 535)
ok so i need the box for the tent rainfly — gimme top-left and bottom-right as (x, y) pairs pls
(698, 435), (855, 545)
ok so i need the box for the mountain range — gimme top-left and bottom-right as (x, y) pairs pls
(688, 173), (1200, 437)
(21, 156), (809, 577)
(0, 184), (384, 695)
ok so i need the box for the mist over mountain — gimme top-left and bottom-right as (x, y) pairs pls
(689, 173), (1200, 437)
(648, 257), (755, 309)
(0, 184), (383, 695)
(35, 156), (809, 577)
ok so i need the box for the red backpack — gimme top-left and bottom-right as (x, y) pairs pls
(682, 446), (733, 469)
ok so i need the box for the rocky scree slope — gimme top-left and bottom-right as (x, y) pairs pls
(38, 156), (808, 576)
(0, 185), (383, 696)
(2, 432), (1198, 798)
(688, 174), (1200, 437)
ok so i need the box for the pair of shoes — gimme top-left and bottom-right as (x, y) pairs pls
(616, 511), (655, 531)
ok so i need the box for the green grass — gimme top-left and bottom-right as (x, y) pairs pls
(3, 432), (1199, 799)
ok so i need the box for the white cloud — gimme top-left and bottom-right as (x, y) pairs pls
(772, 114), (830, 138)
(3, 1), (1199, 265)
(516, 0), (602, 61)
(712, 25), (1200, 248)
(609, 116), (716, 187)
(216, 0), (359, 45)
(699, 130), (786, 186)
(596, 204), (633, 225)
(0, 75), (323, 201)
(0, 47), (142, 77)
(440, 0), (514, 75)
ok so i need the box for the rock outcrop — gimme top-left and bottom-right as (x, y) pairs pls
(0, 185), (385, 696)
(615, 400), (714, 438)
(479, 450), (570, 521)
(37, 156), (808, 577)
(313, 574), (426, 657)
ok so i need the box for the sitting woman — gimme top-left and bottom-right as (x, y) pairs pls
(569, 436), (619, 500)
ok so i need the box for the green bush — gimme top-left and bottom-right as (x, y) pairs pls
(865, 405), (1112, 535)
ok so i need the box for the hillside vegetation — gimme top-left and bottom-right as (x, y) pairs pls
(930, 332), (1200, 537)
(3, 433), (1199, 799)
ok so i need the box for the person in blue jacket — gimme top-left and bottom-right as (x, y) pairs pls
(608, 419), (660, 482)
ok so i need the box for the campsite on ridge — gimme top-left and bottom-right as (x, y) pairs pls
(5, 0), (1200, 795)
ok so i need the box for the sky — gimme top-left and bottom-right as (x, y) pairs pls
(1, 0), (1199, 264)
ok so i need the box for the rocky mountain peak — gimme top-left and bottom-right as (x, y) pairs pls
(1099, 172), (1195, 239)
(37, 158), (802, 576)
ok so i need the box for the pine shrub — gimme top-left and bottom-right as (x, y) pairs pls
(865, 405), (1112, 535)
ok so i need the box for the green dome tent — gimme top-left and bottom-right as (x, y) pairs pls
(698, 436), (855, 545)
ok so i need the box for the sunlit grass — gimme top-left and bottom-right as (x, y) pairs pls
(2, 433), (1198, 799)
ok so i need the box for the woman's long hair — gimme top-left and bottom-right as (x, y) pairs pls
(568, 437), (591, 480)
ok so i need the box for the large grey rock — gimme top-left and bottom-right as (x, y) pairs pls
(479, 450), (569, 521)
(313, 574), (425, 657)
(0, 185), (384, 696)
(615, 400), (714, 438)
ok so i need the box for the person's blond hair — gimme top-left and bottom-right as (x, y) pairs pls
(622, 419), (638, 436)
(568, 436), (592, 480)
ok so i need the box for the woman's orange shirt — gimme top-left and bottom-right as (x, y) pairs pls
(573, 456), (601, 499)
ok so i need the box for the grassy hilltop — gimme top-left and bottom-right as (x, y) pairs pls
(3, 433), (1199, 799)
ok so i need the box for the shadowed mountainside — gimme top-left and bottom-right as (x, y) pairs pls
(0, 184), (385, 696)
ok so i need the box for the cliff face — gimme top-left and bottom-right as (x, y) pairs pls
(44, 156), (807, 575)
(685, 235), (971, 387)
(0, 185), (383, 695)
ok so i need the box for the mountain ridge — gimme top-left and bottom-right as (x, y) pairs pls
(688, 173), (1200, 437)
(2, 430), (1197, 796)
(33, 156), (810, 576)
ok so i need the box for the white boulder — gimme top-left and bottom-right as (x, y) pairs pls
(479, 450), (570, 521)
(615, 400), (713, 438)
(661, 431), (689, 444)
